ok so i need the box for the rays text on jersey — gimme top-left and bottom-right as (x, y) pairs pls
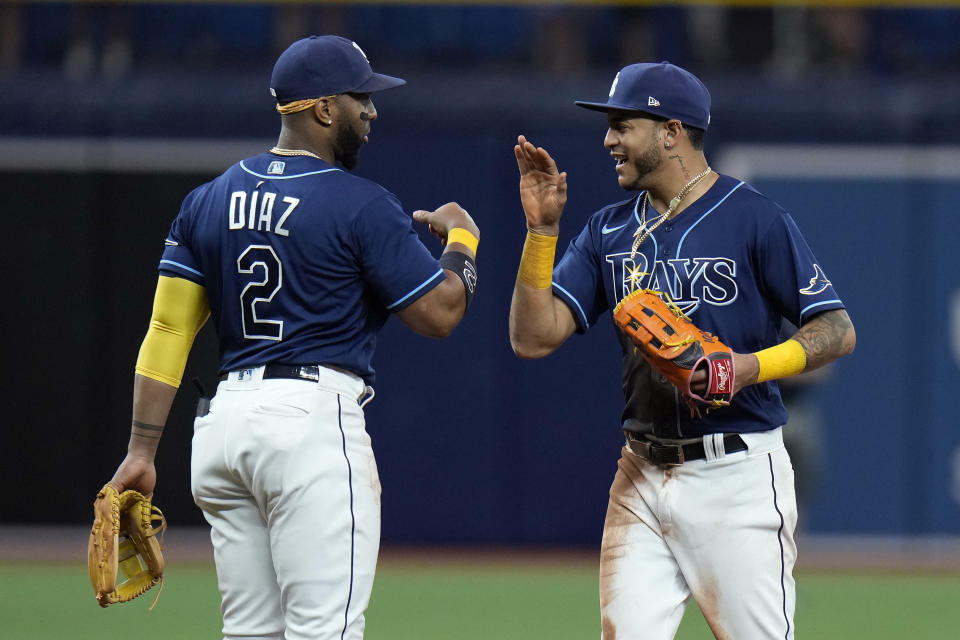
(229, 190), (300, 237)
(606, 251), (738, 314)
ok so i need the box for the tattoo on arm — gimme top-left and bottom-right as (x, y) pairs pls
(793, 309), (855, 370)
(132, 420), (164, 440)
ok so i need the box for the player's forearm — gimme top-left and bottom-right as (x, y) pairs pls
(127, 374), (178, 460)
(397, 224), (479, 338)
(740, 308), (855, 390)
(509, 227), (569, 358)
(791, 308), (856, 371)
(509, 285), (571, 358)
(397, 267), (473, 338)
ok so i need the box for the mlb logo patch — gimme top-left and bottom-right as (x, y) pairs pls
(267, 161), (286, 175)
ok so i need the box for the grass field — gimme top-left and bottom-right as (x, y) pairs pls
(3, 561), (959, 639)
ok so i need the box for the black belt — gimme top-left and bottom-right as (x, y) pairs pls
(624, 431), (747, 466)
(219, 364), (322, 383)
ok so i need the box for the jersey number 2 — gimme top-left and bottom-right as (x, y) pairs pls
(237, 245), (283, 341)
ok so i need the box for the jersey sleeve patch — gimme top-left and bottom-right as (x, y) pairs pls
(759, 212), (844, 327)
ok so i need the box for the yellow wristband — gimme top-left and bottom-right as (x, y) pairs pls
(755, 339), (807, 383)
(517, 230), (558, 289)
(447, 227), (479, 255)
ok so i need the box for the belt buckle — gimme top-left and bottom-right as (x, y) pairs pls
(651, 442), (684, 467)
(298, 366), (320, 382)
(625, 435), (647, 460)
(626, 435), (684, 467)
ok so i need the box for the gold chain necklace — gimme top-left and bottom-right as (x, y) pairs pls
(269, 146), (322, 159)
(630, 167), (712, 259)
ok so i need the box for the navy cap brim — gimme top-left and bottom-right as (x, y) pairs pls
(352, 72), (406, 93)
(575, 100), (658, 117)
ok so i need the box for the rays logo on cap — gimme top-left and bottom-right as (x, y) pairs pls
(352, 41), (369, 62)
(609, 72), (620, 98)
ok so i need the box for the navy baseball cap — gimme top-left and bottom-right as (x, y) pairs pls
(270, 35), (406, 104)
(575, 62), (711, 130)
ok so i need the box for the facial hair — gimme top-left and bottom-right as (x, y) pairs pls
(622, 138), (662, 191)
(334, 119), (365, 170)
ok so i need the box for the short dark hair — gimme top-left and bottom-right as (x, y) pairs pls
(683, 125), (705, 150)
(628, 112), (706, 151)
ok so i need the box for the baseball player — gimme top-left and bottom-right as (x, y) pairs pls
(99, 36), (480, 639)
(509, 62), (855, 639)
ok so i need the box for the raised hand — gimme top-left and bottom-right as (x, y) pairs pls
(514, 135), (568, 234)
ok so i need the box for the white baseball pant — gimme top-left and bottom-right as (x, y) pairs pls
(191, 365), (380, 640)
(600, 427), (797, 640)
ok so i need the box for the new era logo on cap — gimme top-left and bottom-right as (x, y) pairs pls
(648, 96), (660, 107)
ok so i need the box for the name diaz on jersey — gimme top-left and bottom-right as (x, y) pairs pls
(228, 183), (300, 237)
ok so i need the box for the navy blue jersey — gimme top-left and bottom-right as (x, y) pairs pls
(158, 153), (445, 384)
(553, 174), (845, 438)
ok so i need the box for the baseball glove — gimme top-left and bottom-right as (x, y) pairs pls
(87, 483), (166, 608)
(613, 288), (735, 411)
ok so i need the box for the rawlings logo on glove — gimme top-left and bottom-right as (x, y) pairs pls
(87, 483), (166, 608)
(613, 288), (736, 412)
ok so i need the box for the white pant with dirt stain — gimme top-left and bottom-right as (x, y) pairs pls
(191, 365), (380, 640)
(599, 427), (797, 640)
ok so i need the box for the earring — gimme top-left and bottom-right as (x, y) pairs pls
(665, 142), (671, 149)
